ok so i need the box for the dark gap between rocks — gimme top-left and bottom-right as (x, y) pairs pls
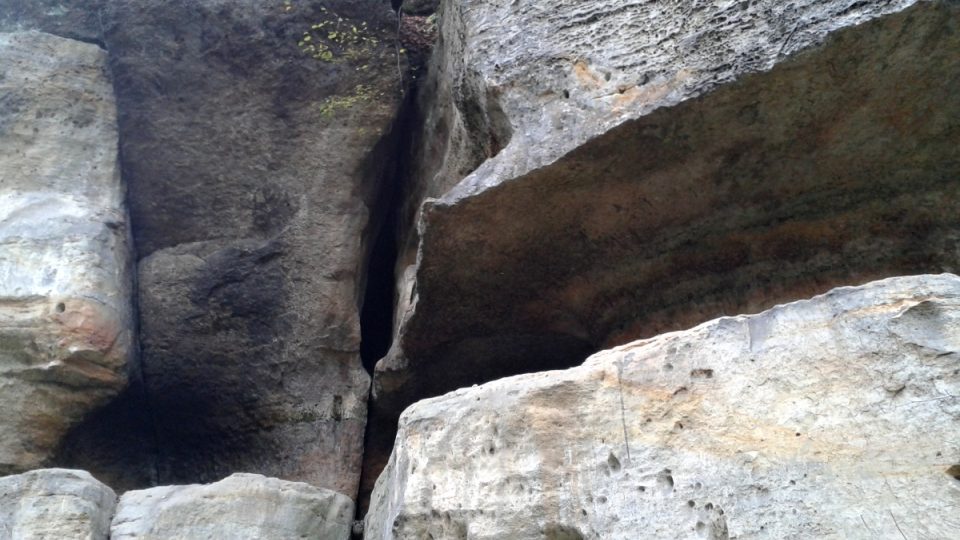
(358, 155), (401, 373)
(354, 17), (429, 527)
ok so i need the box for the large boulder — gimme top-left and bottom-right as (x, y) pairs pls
(368, 0), (960, 484)
(366, 274), (960, 539)
(111, 473), (354, 540)
(46, 0), (405, 497)
(0, 469), (116, 540)
(0, 31), (133, 474)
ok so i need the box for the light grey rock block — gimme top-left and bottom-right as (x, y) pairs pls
(367, 274), (960, 539)
(0, 31), (133, 474)
(0, 469), (116, 540)
(112, 473), (354, 540)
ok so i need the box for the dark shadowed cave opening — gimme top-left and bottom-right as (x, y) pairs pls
(358, 173), (400, 374)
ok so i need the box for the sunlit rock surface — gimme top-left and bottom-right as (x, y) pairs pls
(0, 31), (133, 475)
(112, 473), (354, 540)
(367, 274), (960, 539)
(0, 469), (116, 540)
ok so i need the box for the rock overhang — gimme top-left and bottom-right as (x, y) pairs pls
(375, 0), (960, 416)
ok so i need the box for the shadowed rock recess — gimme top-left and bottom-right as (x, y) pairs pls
(363, 0), (960, 504)
(106, 0), (402, 497)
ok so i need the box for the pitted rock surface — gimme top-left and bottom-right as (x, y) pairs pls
(367, 274), (960, 539)
(0, 469), (116, 540)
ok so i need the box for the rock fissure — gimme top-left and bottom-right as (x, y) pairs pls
(616, 358), (632, 463)
(18, 0), (407, 499)
(354, 84), (419, 530)
(359, 91), (412, 374)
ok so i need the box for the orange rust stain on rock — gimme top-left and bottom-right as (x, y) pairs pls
(572, 59), (604, 88)
(614, 69), (694, 111)
(54, 299), (123, 356)
(604, 364), (882, 464)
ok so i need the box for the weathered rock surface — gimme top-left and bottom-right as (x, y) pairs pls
(0, 469), (116, 540)
(0, 32), (133, 474)
(366, 274), (960, 539)
(370, 0), (960, 472)
(41, 0), (405, 497)
(0, 1), (106, 43)
(112, 473), (353, 540)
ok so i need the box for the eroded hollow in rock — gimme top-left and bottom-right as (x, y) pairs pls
(53, 385), (159, 493)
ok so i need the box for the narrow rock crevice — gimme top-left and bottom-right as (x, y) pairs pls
(355, 72), (423, 532)
(358, 119), (404, 373)
(359, 211), (399, 373)
(49, 31), (161, 492)
(123, 157), (163, 489)
(358, 0), (441, 375)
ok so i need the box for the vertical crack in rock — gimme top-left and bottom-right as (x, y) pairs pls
(359, 216), (399, 374)
(353, 85), (417, 529)
(32, 0), (406, 500)
(355, 59), (425, 532)
(616, 357), (632, 462)
(359, 94), (408, 373)
(356, 2), (443, 520)
(127, 241), (162, 488)
(56, 214), (164, 489)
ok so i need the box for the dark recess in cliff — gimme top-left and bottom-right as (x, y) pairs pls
(37, 0), (404, 501)
(359, 137), (402, 372)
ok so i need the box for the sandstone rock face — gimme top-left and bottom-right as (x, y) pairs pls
(0, 32), (133, 474)
(374, 0), (960, 439)
(366, 274), (960, 539)
(112, 473), (354, 540)
(47, 0), (404, 497)
(0, 469), (116, 540)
